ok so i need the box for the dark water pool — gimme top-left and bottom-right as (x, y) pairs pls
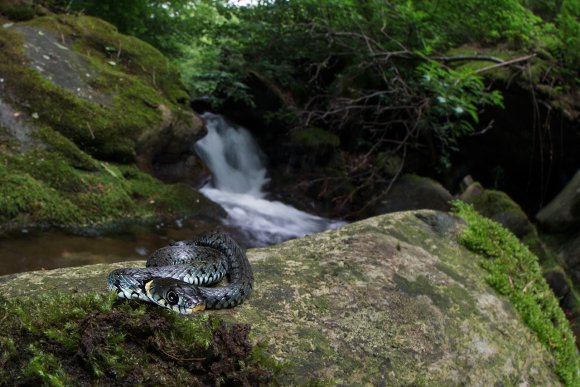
(0, 220), (243, 276)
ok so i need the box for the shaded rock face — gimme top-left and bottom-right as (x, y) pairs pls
(461, 182), (537, 242)
(136, 104), (210, 187)
(536, 170), (580, 327)
(152, 152), (211, 187)
(559, 232), (580, 347)
(1, 15), (207, 178)
(0, 210), (559, 385)
(557, 231), (580, 288)
(0, 15), (220, 230)
(368, 174), (453, 217)
(536, 169), (580, 233)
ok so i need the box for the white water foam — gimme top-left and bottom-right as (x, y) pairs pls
(194, 113), (345, 246)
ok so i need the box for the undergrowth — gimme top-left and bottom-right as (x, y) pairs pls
(453, 201), (579, 386)
(0, 292), (278, 385)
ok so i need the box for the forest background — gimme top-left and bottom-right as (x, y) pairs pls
(27, 0), (579, 219)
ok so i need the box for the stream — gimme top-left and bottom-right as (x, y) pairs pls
(195, 113), (345, 246)
(0, 113), (344, 275)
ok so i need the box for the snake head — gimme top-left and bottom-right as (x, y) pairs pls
(145, 278), (207, 314)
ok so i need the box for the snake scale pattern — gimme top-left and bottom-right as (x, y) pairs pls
(107, 232), (253, 314)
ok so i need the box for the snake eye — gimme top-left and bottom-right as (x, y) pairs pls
(166, 291), (179, 305)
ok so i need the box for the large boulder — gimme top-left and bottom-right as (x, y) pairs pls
(368, 174), (453, 216)
(555, 231), (580, 350)
(0, 210), (562, 385)
(536, 169), (580, 232)
(460, 181), (547, 257)
(461, 182), (535, 239)
(0, 15), (218, 231)
(559, 231), (580, 285)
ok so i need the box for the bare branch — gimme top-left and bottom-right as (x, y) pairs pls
(431, 55), (505, 63)
(474, 54), (536, 74)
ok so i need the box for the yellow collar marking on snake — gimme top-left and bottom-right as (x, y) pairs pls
(145, 279), (153, 294)
(192, 305), (206, 312)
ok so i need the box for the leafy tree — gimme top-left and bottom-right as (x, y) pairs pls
(35, 0), (580, 211)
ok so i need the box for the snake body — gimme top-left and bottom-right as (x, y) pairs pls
(107, 232), (253, 314)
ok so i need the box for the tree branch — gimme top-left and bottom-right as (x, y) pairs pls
(474, 54), (536, 74)
(431, 55), (505, 63)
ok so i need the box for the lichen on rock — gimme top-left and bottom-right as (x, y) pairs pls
(0, 210), (571, 385)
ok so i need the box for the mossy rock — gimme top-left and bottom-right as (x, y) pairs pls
(536, 169), (580, 233)
(0, 15), (219, 231)
(0, 15), (199, 162)
(366, 173), (453, 217)
(0, 290), (276, 385)
(290, 126), (340, 148)
(460, 182), (544, 254)
(0, 210), (574, 385)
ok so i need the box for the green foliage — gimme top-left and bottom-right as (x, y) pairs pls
(45, 0), (580, 163)
(553, 1), (580, 68)
(410, 0), (542, 47)
(17, 0), (580, 209)
(0, 3), (36, 21)
(453, 201), (579, 386)
(418, 63), (504, 168)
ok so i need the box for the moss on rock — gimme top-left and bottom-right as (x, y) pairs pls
(0, 131), (223, 232)
(0, 210), (572, 385)
(0, 15), (190, 162)
(460, 182), (547, 259)
(0, 15), (220, 232)
(0, 292), (277, 385)
(453, 201), (579, 385)
(290, 127), (340, 148)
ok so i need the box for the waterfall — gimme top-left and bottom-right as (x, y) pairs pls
(194, 113), (345, 246)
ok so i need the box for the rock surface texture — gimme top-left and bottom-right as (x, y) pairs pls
(368, 174), (453, 216)
(0, 210), (560, 385)
(0, 15), (218, 229)
(537, 169), (580, 232)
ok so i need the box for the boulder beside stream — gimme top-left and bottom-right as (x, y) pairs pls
(0, 210), (561, 385)
(0, 14), (219, 231)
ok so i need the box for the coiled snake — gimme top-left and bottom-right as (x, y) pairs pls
(107, 232), (253, 314)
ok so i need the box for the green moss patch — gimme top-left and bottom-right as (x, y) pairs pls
(0, 15), (216, 232)
(0, 133), (221, 231)
(291, 127), (340, 148)
(0, 292), (277, 385)
(453, 201), (579, 386)
(0, 15), (186, 162)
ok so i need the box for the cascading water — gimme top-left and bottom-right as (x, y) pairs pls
(195, 113), (345, 246)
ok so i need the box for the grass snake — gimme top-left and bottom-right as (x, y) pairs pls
(107, 232), (253, 314)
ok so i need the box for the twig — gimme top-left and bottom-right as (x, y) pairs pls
(474, 54), (536, 74)
(431, 55), (505, 64)
(468, 120), (495, 136)
(522, 279), (535, 293)
(86, 122), (95, 139)
(157, 346), (206, 362)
